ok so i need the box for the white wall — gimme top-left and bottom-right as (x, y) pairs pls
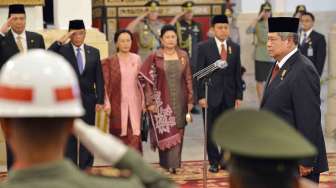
(0, 6), (43, 31)
(240, 0), (336, 13)
(53, 0), (92, 29)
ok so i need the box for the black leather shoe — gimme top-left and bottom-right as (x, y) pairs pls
(220, 164), (227, 170)
(208, 164), (219, 173)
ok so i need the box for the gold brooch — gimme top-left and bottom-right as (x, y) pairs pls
(181, 57), (186, 65)
(280, 69), (287, 80)
(228, 46), (232, 54)
(186, 112), (192, 123)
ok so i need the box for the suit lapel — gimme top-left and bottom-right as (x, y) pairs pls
(210, 38), (221, 60)
(300, 31), (314, 49)
(226, 39), (233, 64)
(261, 52), (299, 107)
(6, 31), (20, 53)
(82, 45), (90, 75)
(67, 43), (81, 75)
(26, 32), (33, 49)
(260, 63), (276, 106)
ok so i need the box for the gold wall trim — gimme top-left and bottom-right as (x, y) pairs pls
(93, 0), (223, 6)
(107, 7), (117, 17)
(118, 6), (211, 17)
(212, 5), (222, 15)
(92, 0), (104, 7)
(93, 8), (102, 18)
(107, 18), (117, 33)
(0, 0), (44, 6)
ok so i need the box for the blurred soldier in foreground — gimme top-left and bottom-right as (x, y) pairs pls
(0, 50), (176, 188)
(212, 109), (318, 188)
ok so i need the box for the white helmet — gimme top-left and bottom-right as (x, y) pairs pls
(0, 50), (84, 117)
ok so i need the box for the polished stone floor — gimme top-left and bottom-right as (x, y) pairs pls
(141, 70), (336, 164)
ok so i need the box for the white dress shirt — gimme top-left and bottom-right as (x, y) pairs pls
(276, 48), (298, 69)
(214, 37), (227, 55)
(72, 44), (86, 69)
(300, 28), (313, 45)
(12, 30), (27, 52)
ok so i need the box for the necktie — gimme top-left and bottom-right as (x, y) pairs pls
(16, 36), (24, 53)
(302, 32), (307, 45)
(220, 43), (227, 60)
(76, 48), (84, 74)
(269, 64), (280, 84)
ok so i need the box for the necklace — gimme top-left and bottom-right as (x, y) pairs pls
(164, 49), (176, 55)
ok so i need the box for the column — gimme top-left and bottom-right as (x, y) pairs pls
(325, 24), (336, 137)
(53, 0), (92, 29)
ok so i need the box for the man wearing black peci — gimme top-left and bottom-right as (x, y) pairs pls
(49, 20), (105, 169)
(196, 15), (243, 173)
(261, 17), (328, 183)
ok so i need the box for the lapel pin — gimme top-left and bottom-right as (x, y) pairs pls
(31, 40), (34, 43)
(280, 69), (287, 80)
(181, 57), (186, 65)
(228, 46), (232, 54)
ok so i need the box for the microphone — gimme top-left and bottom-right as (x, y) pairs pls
(193, 59), (228, 79)
(214, 59), (228, 69)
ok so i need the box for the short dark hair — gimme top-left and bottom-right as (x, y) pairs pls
(302, 12), (315, 22)
(9, 118), (73, 148)
(114, 29), (133, 43)
(229, 157), (298, 188)
(160, 24), (177, 38)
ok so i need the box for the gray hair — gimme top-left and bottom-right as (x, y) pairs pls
(277, 32), (299, 45)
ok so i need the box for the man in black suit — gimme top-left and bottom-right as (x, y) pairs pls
(196, 15), (243, 173)
(261, 17), (328, 183)
(49, 20), (105, 169)
(298, 12), (326, 76)
(0, 4), (45, 170)
(0, 5), (45, 70)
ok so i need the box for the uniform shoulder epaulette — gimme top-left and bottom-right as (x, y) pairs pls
(86, 167), (132, 178)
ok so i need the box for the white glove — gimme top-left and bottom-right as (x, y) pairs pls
(73, 119), (127, 165)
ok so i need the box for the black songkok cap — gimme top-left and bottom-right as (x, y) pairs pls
(8, 4), (25, 16)
(211, 15), (228, 26)
(68, 20), (85, 31)
(268, 17), (299, 33)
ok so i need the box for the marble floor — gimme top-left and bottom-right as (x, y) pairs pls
(108, 68), (336, 165)
(0, 68), (334, 171)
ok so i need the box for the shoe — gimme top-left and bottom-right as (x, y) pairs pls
(208, 164), (219, 173)
(220, 164), (227, 170)
(168, 168), (176, 174)
(191, 107), (200, 114)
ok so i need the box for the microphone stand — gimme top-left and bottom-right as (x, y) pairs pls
(193, 60), (226, 188)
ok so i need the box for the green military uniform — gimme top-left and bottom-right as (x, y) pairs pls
(0, 149), (176, 188)
(115, 149), (177, 188)
(135, 20), (163, 61)
(254, 21), (273, 62)
(176, 1), (202, 58)
(293, 4), (307, 17)
(136, 0), (164, 61)
(246, 2), (274, 82)
(212, 109), (318, 188)
(0, 160), (144, 188)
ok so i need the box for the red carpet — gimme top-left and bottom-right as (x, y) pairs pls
(153, 153), (336, 188)
(0, 153), (335, 187)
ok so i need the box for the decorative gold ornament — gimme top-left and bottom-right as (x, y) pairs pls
(186, 112), (192, 123)
(181, 57), (186, 65)
(280, 69), (287, 80)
